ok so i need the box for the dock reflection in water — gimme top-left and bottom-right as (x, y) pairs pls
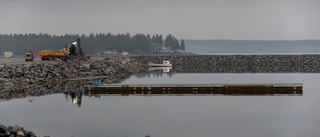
(84, 84), (303, 96)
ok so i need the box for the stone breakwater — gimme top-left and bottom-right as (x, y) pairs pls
(131, 54), (320, 73)
(0, 76), (130, 102)
(0, 57), (144, 89)
(0, 124), (37, 137)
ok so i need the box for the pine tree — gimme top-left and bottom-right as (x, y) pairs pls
(180, 39), (185, 51)
(165, 34), (174, 51)
(173, 38), (180, 50)
(0, 33), (184, 55)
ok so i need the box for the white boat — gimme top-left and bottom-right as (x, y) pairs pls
(4, 51), (13, 58)
(148, 60), (172, 67)
(148, 67), (172, 72)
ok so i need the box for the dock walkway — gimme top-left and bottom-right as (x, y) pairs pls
(84, 84), (303, 96)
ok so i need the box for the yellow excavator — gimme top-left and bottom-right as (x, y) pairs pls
(68, 38), (89, 60)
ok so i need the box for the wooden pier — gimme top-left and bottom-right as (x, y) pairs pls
(84, 84), (303, 96)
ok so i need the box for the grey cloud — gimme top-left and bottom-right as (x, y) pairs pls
(0, 0), (319, 40)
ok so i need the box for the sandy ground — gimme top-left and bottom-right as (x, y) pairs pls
(0, 56), (111, 65)
(0, 57), (44, 65)
(0, 54), (192, 65)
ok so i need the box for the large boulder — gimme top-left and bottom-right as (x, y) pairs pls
(0, 78), (14, 89)
(0, 124), (9, 134)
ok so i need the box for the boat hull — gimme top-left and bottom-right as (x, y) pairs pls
(148, 63), (172, 67)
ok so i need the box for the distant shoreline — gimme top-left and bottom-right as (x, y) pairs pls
(185, 39), (320, 41)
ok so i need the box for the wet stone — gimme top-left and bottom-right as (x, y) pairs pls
(0, 124), (8, 134)
(17, 131), (24, 137)
(0, 124), (37, 137)
(11, 125), (21, 133)
(132, 54), (320, 73)
(0, 57), (145, 94)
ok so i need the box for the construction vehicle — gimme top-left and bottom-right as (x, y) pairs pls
(25, 46), (35, 61)
(38, 38), (89, 61)
(38, 50), (65, 61)
(68, 38), (90, 60)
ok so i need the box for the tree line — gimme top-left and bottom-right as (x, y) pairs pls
(0, 33), (185, 55)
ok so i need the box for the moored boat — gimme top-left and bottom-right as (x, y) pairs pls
(148, 66), (172, 72)
(148, 60), (172, 67)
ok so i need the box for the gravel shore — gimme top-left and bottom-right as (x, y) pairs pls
(0, 56), (144, 90)
(2, 54), (319, 137)
(132, 54), (320, 73)
(0, 56), (145, 136)
(0, 124), (37, 137)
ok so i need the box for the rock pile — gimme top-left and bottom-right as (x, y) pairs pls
(0, 57), (144, 89)
(0, 76), (131, 102)
(132, 54), (320, 73)
(0, 57), (146, 137)
(0, 124), (37, 137)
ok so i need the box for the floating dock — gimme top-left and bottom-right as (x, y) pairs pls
(84, 84), (303, 96)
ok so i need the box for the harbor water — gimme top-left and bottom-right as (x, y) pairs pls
(1, 40), (320, 137)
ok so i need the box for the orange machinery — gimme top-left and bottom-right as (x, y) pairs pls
(25, 46), (34, 61)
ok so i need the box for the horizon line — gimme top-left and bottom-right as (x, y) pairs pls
(0, 33), (319, 41)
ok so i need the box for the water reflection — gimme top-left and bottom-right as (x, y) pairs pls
(1, 73), (315, 137)
(136, 67), (175, 78)
(148, 67), (172, 73)
(64, 89), (83, 108)
(53, 83), (303, 108)
(84, 84), (303, 96)
(0, 82), (303, 108)
(0, 75), (129, 102)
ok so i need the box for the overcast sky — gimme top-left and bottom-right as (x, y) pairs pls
(0, 0), (319, 40)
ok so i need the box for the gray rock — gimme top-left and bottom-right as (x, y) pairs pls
(26, 131), (36, 137)
(0, 56), (145, 89)
(22, 78), (30, 84)
(17, 131), (24, 137)
(0, 124), (8, 134)
(0, 78), (14, 89)
(11, 125), (21, 133)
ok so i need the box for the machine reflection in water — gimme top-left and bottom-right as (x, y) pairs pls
(0, 80), (303, 108)
(64, 90), (83, 107)
(64, 83), (302, 108)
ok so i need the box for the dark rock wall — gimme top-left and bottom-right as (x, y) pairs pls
(131, 54), (320, 73)
(0, 57), (144, 89)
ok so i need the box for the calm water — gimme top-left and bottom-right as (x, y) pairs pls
(1, 73), (320, 137)
(1, 41), (320, 137)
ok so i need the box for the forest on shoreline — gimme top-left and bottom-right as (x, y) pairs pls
(0, 33), (186, 55)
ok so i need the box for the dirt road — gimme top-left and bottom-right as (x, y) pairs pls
(0, 57), (44, 65)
